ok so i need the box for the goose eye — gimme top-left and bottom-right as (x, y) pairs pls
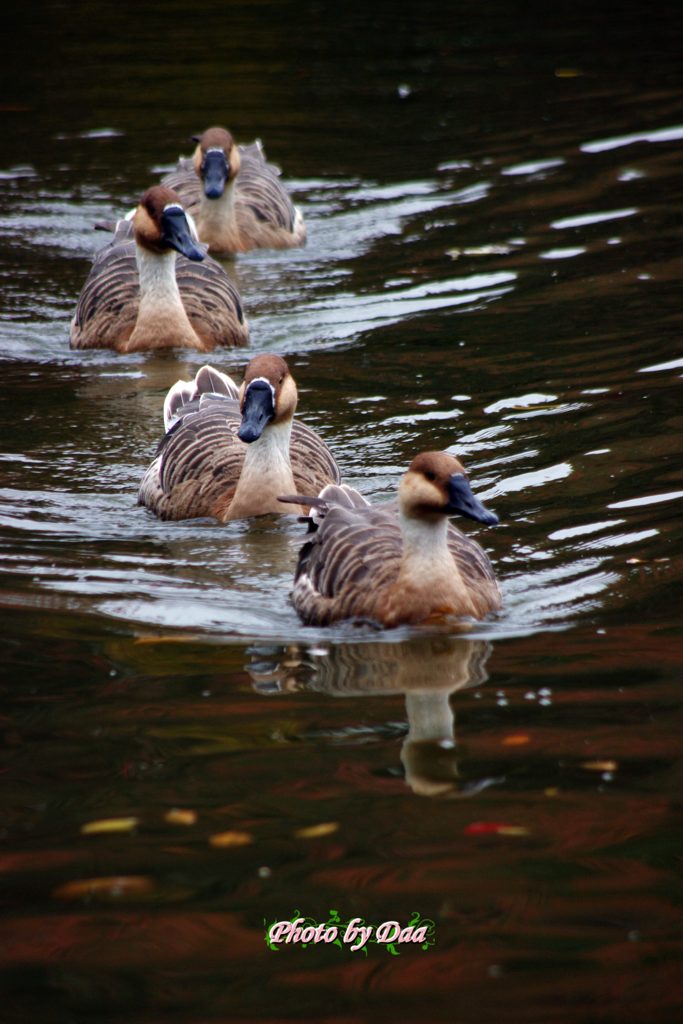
(425, 470), (436, 482)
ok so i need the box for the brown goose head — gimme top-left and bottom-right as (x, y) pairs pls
(399, 451), (498, 526)
(131, 185), (205, 261)
(237, 354), (298, 444)
(191, 126), (241, 199)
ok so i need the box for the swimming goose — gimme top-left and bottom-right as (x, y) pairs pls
(138, 354), (341, 521)
(285, 451), (501, 628)
(70, 185), (249, 352)
(161, 126), (306, 255)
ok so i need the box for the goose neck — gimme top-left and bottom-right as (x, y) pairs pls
(135, 246), (184, 310)
(230, 418), (298, 517)
(398, 511), (451, 567)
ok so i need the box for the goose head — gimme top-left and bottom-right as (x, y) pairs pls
(238, 354), (298, 444)
(131, 185), (205, 261)
(191, 126), (241, 199)
(399, 451), (499, 526)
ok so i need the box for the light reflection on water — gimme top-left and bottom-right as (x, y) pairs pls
(248, 636), (500, 798)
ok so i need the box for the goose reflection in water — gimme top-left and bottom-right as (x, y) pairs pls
(247, 636), (503, 798)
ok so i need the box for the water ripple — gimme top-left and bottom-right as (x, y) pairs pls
(581, 123), (683, 153)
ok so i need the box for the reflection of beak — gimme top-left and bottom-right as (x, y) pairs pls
(401, 691), (460, 797)
(238, 380), (275, 443)
(447, 473), (498, 525)
(401, 740), (461, 797)
(202, 150), (229, 199)
(160, 207), (205, 262)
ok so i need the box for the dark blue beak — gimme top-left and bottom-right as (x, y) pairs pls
(160, 206), (205, 262)
(447, 473), (498, 525)
(238, 380), (275, 443)
(202, 150), (229, 199)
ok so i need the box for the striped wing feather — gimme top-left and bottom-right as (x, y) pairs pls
(289, 420), (342, 494)
(174, 258), (247, 347)
(447, 529), (498, 596)
(294, 506), (404, 624)
(70, 242), (139, 348)
(236, 150), (296, 234)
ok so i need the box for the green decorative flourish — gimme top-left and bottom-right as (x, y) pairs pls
(324, 908), (345, 950)
(263, 915), (281, 952)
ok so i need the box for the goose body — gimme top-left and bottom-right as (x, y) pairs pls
(70, 185), (249, 352)
(138, 355), (340, 521)
(161, 127), (306, 256)
(287, 451), (501, 628)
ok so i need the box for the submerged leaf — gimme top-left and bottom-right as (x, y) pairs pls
(53, 875), (153, 900)
(81, 817), (139, 836)
(294, 822), (339, 839)
(581, 760), (618, 772)
(209, 830), (253, 848)
(165, 808), (198, 827)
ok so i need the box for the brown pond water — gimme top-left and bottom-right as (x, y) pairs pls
(1, 2), (683, 1022)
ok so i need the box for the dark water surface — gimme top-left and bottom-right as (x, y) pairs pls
(2, 3), (683, 1021)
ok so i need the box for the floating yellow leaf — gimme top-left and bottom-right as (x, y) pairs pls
(53, 875), (153, 900)
(496, 826), (531, 837)
(581, 760), (618, 772)
(209, 830), (253, 848)
(555, 68), (582, 78)
(81, 817), (139, 836)
(544, 787), (560, 797)
(294, 822), (339, 840)
(165, 809), (197, 827)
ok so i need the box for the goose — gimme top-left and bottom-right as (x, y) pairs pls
(284, 451), (501, 628)
(70, 185), (249, 352)
(138, 354), (340, 521)
(161, 126), (306, 255)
